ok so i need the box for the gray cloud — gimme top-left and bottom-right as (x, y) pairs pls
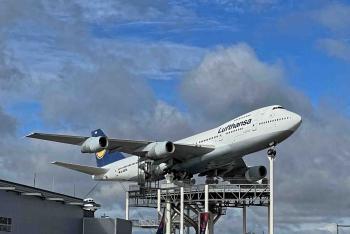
(0, 1), (349, 233)
(0, 0), (197, 223)
(181, 43), (312, 128)
(0, 106), (16, 136)
(180, 44), (350, 233)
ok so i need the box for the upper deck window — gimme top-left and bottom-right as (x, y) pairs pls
(272, 106), (284, 110)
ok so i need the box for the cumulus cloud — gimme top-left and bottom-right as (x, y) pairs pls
(0, 1), (349, 233)
(0, 0), (196, 222)
(180, 44), (350, 233)
(0, 106), (16, 136)
(181, 43), (311, 127)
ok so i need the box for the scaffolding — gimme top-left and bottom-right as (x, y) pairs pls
(126, 181), (270, 234)
(127, 153), (276, 234)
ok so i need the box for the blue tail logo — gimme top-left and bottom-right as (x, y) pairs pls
(91, 129), (124, 167)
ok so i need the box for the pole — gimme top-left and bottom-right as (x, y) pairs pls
(187, 208), (190, 234)
(205, 184), (209, 234)
(180, 187), (184, 234)
(268, 154), (275, 234)
(166, 198), (171, 234)
(157, 189), (161, 219)
(165, 174), (174, 234)
(125, 191), (129, 220)
(268, 204), (270, 234)
(243, 206), (247, 234)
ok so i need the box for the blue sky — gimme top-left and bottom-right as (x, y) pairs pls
(1, 1), (350, 233)
(86, 0), (350, 115)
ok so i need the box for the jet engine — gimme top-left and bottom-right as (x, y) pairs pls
(146, 141), (175, 159)
(81, 136), (108, 153)
(245, 166), (267, 182)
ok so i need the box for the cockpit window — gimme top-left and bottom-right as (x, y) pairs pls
(272, 106), (284, 110)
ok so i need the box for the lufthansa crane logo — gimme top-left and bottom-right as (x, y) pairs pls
(96, 149), (107, 159)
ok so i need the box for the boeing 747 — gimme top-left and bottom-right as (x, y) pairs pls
(27, 105), (301, 184)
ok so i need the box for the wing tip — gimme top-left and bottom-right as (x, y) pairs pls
(25, 132), (37, 138)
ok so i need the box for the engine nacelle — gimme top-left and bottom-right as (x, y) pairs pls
(81, 136), (108, 153)
(146, 141), (175, 159)
(245, 166), (267, 182)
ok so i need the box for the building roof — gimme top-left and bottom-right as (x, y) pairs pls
(0, 179), (84, 206)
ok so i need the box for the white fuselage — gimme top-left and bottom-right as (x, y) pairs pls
(93, 105), (302, 181)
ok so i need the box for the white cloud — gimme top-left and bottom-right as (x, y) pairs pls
(317, 38), (350, 63)
(311, 3), (350, 34)
(181, 43), (310, 127)
(180, 43), (350, 232)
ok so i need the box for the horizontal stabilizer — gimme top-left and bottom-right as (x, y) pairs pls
(52, 161), (108, 175)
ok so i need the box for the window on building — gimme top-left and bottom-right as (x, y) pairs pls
(0, 217), (12, 232)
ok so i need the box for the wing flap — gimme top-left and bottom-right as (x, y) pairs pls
(52, 161), (108, 175)
(107, 138), (152, 154)
(171, 143), (215, 161)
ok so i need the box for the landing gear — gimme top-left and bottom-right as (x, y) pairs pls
(267, 143), (276, 157)
(205, 177), (219, 184)
(267, 148), (276, 156)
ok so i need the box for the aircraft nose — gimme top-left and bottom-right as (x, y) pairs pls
(291, 113), (302, 131)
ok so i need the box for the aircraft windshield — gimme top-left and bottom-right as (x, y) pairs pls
(272, 106), (284, 110)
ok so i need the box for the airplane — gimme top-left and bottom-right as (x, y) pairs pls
(26, 105), (302, 184)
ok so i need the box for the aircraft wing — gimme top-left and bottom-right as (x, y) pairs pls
(27, 133), (214, 161)
(168, 143), (214, 161)
(52, 161), (108, 175)
(27, 133), (88, 145)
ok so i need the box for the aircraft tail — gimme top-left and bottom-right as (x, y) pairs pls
(91, 129), (125, 167)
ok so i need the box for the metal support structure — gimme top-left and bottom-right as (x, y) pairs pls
(157, 189), (161, 219)
(337, 224), (350, 234)
(125, 191), (129, 220)
(268, 150), (276, 234)
(205, 184), (209, 234)
(166, 199), (171, 234)
(180, 187), (184, 234)
(243, 206), (247, 234)
(127, 182), (270, 233)
(204, 185), (209, 212)
(164, 173), (174, 234)
(187, 208), (190, 234)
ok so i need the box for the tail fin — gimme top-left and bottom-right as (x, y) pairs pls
(92, 129), (124, 167)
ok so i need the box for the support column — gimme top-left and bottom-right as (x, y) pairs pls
(268, 154), (276, 234)
(187, 208), (190, 234)
(180, 187), (184, 234)
(243, 206), (246, 234)
(125, 191), (129, 220)
(268, 203), (270, 234)
(205, 184), (209, 234)
(166, 200), (172, 234)
(164, 173), (174, 234)
(157, 189), (161, 220)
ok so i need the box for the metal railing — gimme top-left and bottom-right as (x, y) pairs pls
(128, 183), (270, 208)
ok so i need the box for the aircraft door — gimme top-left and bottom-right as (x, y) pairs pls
(217, 133), (223, 143)
(252, 118), (257, 131)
